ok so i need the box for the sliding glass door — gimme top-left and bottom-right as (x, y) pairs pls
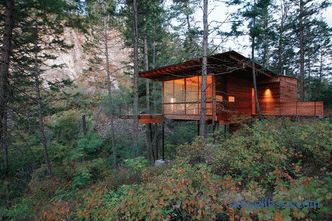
(163, 75), (213, 115)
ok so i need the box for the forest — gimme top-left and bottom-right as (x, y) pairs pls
(0, 0), (332, 220)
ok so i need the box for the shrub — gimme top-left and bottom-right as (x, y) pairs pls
(123, 156), (149, 173)
(184, 119), (332, 189)
(4, 198), (33, 221)
(48, 109), (81, 144)
(99, 162), (234, 220)
(76, 133), (103, 155)
(66, 133), (103, 162)
(72, 167), (92, 189)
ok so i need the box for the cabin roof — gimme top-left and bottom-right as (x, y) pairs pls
(139, 50), (279, 81)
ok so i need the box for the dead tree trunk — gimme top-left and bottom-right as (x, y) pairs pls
(33, 27), (52, 176)
(0, 0), (14, 175)
(199, 0), (208, 138)
(104, 16), (117, 166)
(132, 0), (139, 157)
(252, 0), (262, 119)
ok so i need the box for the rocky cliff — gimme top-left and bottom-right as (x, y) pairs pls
(44, 28), (131, 93)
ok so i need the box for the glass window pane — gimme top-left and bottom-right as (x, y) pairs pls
(174, 79), (185, 103)
(186, 77), (199, 102)
(229, 96), (235, 102)
(163, 104), (172, 114)
(163, 80), (173, 103)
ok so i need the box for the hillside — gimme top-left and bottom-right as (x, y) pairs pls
(2, 119), (331, 220)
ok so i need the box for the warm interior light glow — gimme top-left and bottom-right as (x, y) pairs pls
(163, 75), (213, 115)
(171, 98), (175, 112)
(264, 89), (273, 102)
(216, 95), (223, 102)
(264, 89), (272, 97)
(228, 96), (235, 102)
(263, 88), (273, 114)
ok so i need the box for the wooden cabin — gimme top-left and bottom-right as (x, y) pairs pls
(139, 51), (323, 124)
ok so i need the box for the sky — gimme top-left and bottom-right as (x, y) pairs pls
(167, 0), (332, 57)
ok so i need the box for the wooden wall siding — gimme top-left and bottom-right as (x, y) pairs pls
(215, 73), (253, 123)
(279, 76), (297, 103)
(257, 82), (281, 115)
(226, 74), (252, 116)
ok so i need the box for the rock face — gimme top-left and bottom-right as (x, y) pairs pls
(44, 28), (131, 93)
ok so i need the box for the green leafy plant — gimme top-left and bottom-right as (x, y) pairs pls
(72, 167), (92, 189)
(123, 156), (149, 173)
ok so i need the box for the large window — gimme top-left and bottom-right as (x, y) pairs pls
(163, 75), (213, 115)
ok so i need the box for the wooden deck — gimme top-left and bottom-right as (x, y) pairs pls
(123, 100), (323, 126)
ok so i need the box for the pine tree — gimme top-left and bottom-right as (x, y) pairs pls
(170, 0), (202, 58)
(85, 0), (118, 165)
(288, 0), (330, 101)
(0, 0), (15, 175)
(132, 0), (139, 157)
(1, 0), (79, 175)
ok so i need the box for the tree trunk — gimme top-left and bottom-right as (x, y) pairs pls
(185, 1), (193, 55)
(252, 0), (262, 119)
(299, 0), (305, 101)
(34, 70), (53, 176)
(199, 0), (208, 138)
(33, 28), (52, 176)
(0, 0), (14, 175)
(144, 33), (154, 163)
(277, 0), (287, 75)
(317, 48), (323, 100)
(144, 35), (150, 112)
(262, 7), (269, 67)
(104, 17), (117, 166)
(82, 114), (87, 135)
(132, 0), (139, 157)
(152, 25), (157, 114)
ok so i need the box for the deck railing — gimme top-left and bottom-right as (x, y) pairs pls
(163, 101), (323, 122)
(262, 101), (324, 117)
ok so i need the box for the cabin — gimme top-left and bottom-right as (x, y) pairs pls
(138, 51), (323, 125)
